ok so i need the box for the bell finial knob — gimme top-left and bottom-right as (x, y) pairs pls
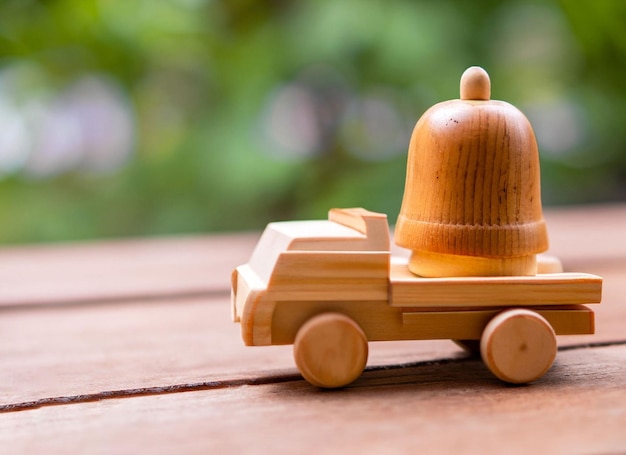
(460, 66), (490, 100)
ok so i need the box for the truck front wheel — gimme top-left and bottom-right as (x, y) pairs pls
(481, 309), (557, 384)
(294, 313), (368, 388)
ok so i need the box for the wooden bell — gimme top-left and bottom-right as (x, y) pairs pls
(395, 67), (548, 277)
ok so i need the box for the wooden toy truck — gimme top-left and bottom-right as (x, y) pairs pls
(231, 208), (602, 388)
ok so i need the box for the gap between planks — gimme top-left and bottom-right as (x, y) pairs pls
(2, 339), (623, 415)
(0, 289), (229, 313)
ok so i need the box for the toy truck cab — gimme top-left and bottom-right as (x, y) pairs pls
(231, 208), (390, 340)
(231, 208), (602, 388)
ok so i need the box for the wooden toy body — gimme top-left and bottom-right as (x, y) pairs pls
(231, 208), (602, 386)
(231, 68), (602, 388)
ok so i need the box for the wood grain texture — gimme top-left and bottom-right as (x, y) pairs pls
(480, 309), (557, 383)
(0, 204), (622, 453)
(0, 295), (470, 407)
(395, 67), (548, 271)
(401, 306), (594, 339)
(543, 204), (626, 269)
(235, 207), (600, 357)
(0, 344), (623, 455)
(407, 249), (538, 277)
(294, 313), (368, 388)
(390, 266), (602, 307)
(0, 284), (614, 410)
(0, 234), (258, 306)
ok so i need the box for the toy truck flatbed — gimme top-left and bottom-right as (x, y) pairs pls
(231, 208), (602, 388)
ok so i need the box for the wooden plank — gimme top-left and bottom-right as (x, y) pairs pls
(0, 295), (466, 406)
(401, 306), (594, 338)
(0, 205), (620, 453)
(0, 344), (624, 454)
(267, 252), (389, 301)
(0, 296), (280, 405)
(543, 203), (626, 269)
(0, 234), (258, 306)
(390, 265), (602, 307)
(0, 206), (621, 407)
(1, 267), (622, 408)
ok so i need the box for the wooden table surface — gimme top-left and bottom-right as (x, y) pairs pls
(0, 204), (624, 454)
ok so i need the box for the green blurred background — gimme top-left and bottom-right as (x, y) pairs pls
(0, 0), (624, 244)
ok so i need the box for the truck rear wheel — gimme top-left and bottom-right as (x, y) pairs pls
(294, 313), (368, 388)
(481, 309), (557, 384)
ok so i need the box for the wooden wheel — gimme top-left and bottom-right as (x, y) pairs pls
(294, 313), (368, 388)
(481, 309), (557, 384)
